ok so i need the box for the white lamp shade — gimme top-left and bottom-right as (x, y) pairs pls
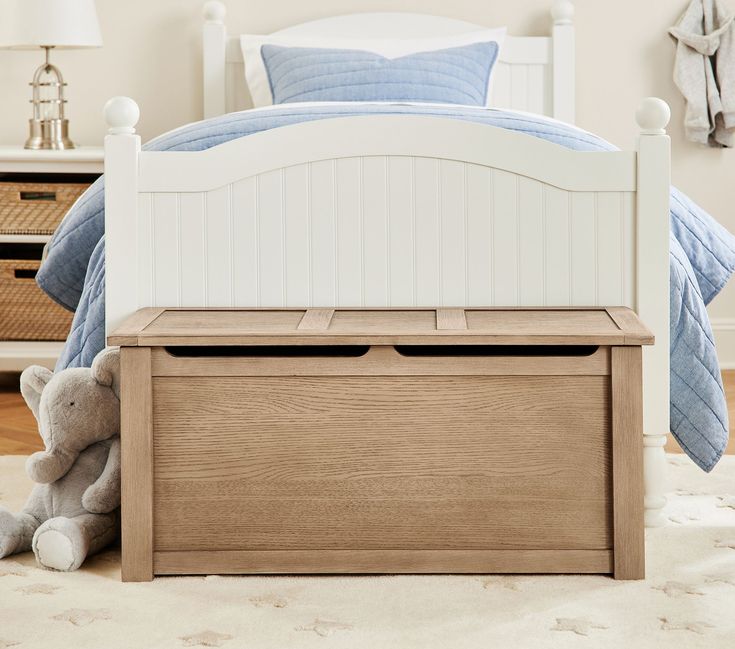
(0, 0), (103, 49)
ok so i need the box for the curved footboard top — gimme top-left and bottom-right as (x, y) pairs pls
(136, 115), (635, 194)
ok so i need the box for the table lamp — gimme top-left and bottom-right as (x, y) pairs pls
(0, 0), (103, 149)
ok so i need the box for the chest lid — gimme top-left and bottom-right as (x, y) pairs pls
(108, 307), (653, 347)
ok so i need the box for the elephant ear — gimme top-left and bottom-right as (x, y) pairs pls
(20, 365), (54, 422)
(91, 347), (121, 398)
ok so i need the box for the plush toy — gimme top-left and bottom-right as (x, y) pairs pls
(0, 348), (121, 571)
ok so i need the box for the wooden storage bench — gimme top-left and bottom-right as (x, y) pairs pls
(109, 307), (653, 582)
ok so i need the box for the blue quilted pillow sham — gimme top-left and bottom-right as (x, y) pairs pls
(260, 41), (500, 106)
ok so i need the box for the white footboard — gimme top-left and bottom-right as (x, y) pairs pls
(103, 97), (671, 526)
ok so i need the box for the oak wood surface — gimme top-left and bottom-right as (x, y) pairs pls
(611, 347), (645, 579)
(108, 307), (654, 347)
(120, 347), (154, 582)
(154, 549), (614, 575)
(151, 345), (611, 377)
(297, 308), (335, 330)
(436, 308), (468, 330)
(152, 375), (611, 553)
(107, 307), (164, 346)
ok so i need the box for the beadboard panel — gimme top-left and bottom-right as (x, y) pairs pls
(490, 62), (551, 116)
(136, 157), (635, 309)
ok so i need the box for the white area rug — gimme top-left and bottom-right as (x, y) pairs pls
(1, 454), (734, 648)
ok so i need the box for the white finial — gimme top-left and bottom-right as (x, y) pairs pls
(551, 0), (574, 25)
(636, 97), (671, 135)
(203, 1), (226, 23)
(104, 97), (140, 135)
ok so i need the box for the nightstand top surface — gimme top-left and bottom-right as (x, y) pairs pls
(0, 145), (104, 161)
(0, 146), (104, 173)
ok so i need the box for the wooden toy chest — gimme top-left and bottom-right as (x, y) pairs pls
(109, 307), (653, 582)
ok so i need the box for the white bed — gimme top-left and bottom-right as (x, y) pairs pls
(103, 0), (671, 526)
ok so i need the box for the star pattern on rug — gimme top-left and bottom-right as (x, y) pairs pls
(668, 509), (701, 524)
(52, 608), (112, 626)
(179, 630), (233, 647)
(296, 619), (354, 637)
(652, 581), (704, 597)
(0, 561), (27, 577)
(550, 618), (609, 636)
(659, 617), (715, 634)
(478, 577), (520, 591)
(717, 495), (735, 509)
(715, 539), (735, 550)
(249, 594), (289, 608)
(705, 574), (735, 587)
(15, 583), (60, 595)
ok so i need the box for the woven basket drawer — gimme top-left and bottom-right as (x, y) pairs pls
(0, 181), (90, 235)
(0, 259), (72, 341)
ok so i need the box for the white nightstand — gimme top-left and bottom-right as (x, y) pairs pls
(0, 146), (103, 371)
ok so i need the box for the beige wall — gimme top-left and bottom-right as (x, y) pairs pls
(2, 0), (735, 345)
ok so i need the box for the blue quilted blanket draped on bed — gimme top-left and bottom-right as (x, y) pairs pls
(36, 103), (735, 471)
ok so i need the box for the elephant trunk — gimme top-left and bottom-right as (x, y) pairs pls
(25, 446), (77, 484)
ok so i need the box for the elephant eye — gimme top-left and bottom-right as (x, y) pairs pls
(69, 401), (75, 407)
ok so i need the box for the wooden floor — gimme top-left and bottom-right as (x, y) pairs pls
(1, 370), (734, 455)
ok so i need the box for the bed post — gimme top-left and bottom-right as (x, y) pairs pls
(104, 97), (141, 337)
(635, 97), (671, 528)
(203, 1), (227, 119)
(551, 0), (575, 123)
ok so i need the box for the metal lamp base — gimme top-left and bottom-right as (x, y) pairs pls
(25, 118), (75, 150)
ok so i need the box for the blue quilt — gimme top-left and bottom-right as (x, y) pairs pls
(37, 103), (735, 471)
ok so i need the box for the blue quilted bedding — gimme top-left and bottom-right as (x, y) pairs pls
(37, 103), (735, 471)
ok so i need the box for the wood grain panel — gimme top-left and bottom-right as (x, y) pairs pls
(611, 347), (645, 579)
(154, 549), (613, 575)
(150, 345), (611, 377)
(111, 307), (652, 347)
(435, 308), (467, 331)
(297, 308), (334, 331)
(120, 347), (153, 582)
(152, 375), (611, 552)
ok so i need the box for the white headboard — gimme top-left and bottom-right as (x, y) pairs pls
(202, 1), (575, 123)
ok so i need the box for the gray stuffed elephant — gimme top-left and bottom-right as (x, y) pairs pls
(0, 348), (121, 571)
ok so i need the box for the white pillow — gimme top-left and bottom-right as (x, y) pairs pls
(240, 28), (507, 108)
